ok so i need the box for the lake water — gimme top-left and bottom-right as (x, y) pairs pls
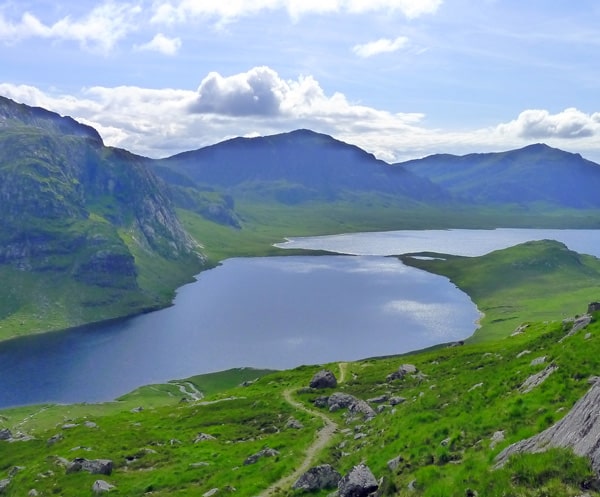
(1, 228), (599, 408)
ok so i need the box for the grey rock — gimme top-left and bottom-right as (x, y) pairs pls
(0, 479), (10, 493)
(389, 396), (406, 406)
(286, 417), (304, 429)
(490, 430), (505, 449)
(586, 333), (593, 340)
(190, 462), (210, 468)
(243, 448), (279, 465)
(367, 395), (388, 404)
(47, 433), (63, 446)
(387, 455), (404, 471)
(292, 464), (341, 492)
(326, 393), (376, 420)
(519, 364), (558, 393)
(67, 458), (113, 475)
(530, 356), (546, 366)
(0, 429), (11, 441)
(194, 432), (216, 443)
(92, 480), (114, 494)
(8, 466), (24, 477)
(338, 464), (378, 497)
(28, 490), (39, 497)
(495, 380), (600, 473)
(386, 364), (418, 382)
(203, 488), (219, 497)
(62, 423), (79, 429)
(516, 350), (531, 358)
(468, 382), (484, 392)
(84, 421), (98, 428)
(313, 396), (329, 408)
(310, 370), (338, 389)
(559, 315), (592, 342)
(130, 406), (143, 413)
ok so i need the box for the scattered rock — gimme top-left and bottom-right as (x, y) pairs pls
(530, 356), (546, 366)
(465, 489), (478, 497)
(313, 396), (329, 408)
(8, 466), (24, 477)
(490, 431), (505, 449)
(0, 429), (11, 441)
(62, 423), (79, 429)
(243, 448), (279, 465)
(511, 324), (529, 336)
(203, 488), (219, 497)
(28, 489), (39, 496)
(310, 370), (338, 389)
(559, 315), (592, 343)
(84, 421), (98, 428)
(468, 383), (484, 392)
(519, 364), (558, 393)
(92, 480), (114, 494)
(389, 396), (407, 406)
(130, 406), (143, 413)
(440, 437), (451, 447)
(327, 393), (377, 421)
(66, 458), (113, 475)
(387, 455), (404, 471)
(194, 432), (216, 443)
(0, 479), (11, 493)
(286, 417), (304, 429)
(496, 380), (600, 473)
(585, 333), (592, 340)
(408, 479), (417, 491)
(292, 464), (341, 492)
(386, 364), (418, 382)
(367, 395), (388, 404)
(516, 350), (531, 358)
(47, 433), (63, 446)
(190, 462), (210, 468)
(338, 464), (378, 497)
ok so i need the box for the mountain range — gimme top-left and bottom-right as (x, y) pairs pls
(2, 95), (600, 337)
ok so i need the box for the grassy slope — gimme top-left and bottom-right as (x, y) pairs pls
(2, 242), (600, 495)
(401, 240), (600, 342)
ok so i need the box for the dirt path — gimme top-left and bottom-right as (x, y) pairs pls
(338, 362), (348, 384)
(260, 387), (339, 497)
(174, 381), (204, 401)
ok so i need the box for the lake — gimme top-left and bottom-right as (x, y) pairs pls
(1, 228), (599, 408)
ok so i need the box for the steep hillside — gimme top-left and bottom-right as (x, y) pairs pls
(0, 96), (203, 339)
(401, 143), (600, 208)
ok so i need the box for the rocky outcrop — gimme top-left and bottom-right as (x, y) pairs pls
(310, 370), (337, 389)
(194, 433), (216, 443)
(0, 479), (10, 493)
(66, 458), (113, 475)
(495, 379), (600, 473)
(559, 315), (592, 343)
(243, 448), (279, 465)
(519, 364), (558, 393)
(323, 393), (377, 420)
(92, 480), (115, 494)
(387, 364), (418, 382)
(338, 464), (378, 497)
(292, 464), (341, 492)
(0, 429), (11, 441)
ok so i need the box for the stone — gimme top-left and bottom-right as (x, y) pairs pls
(386, 364), (418, 382)
(203, 488), (219, 497)
(243, 448), (279, 465)
(62, 423), (79, 429)
(92, 480), (114, 494)
(326, 393), (376, 420)
(84, 421), (98, 428)
(28, 490), (39, 497)
(310, 370), (338, 389)
(194, 433), (216, 443)
(130, 406), (143, 413)
(559, 315), (592, 343)
(47, 433), (63, 446)
(530, 356), (546, 366)
(389, 396), (407, 406)
(495, 380), (600, 473)
(490, 431), (505, 449)
(67, 458), (113, 475)
(0, 428), (11, 441)
(292, 464), (342, 492)
(338, 464), (378, 497)
(0, 479), (11, 493)
(367, 395), (388, 404)
(519, 364), (558, 393)
(516, 350), (531, 358)
(286, 417), (304, 429)
(387, 455), (404, 471)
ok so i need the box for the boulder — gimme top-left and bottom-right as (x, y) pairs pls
(0, 479), (10, 493)
(389, 396), (407, 406)
(387, 455), (404, 471)
(338, 464), (378, 497)
(286, 417), (304, 429)
(0, 429), (11, 441)
(387, 364), (418, 382)
(67, 458), (113, 475)
(310, 370), (337, 389)
(327, 393), (376, 420)
(292, 464), (341, 492)
(92, 480), (114, 494)
(243, 448), (279, 465)
(194, 433), (216, 443)
(203, 489), (219, 497)
(495, 380), (600, 473)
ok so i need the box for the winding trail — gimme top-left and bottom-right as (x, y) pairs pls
(261, 364), (345, 497)
(174, 381), (204, 401)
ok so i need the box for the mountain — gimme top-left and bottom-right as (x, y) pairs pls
(0, 96), (203, 337)
(400, 143), (600, 208)
(151, 129), (449, 205)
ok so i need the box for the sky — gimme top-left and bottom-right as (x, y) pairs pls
(0, 0), (599, 163)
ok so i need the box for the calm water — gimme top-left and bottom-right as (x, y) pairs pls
(1, 228), (599, 408)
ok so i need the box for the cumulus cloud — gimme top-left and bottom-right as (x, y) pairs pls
(151, 0), (443, 24)
(497, 108), (600, 139)
(136, 33), (182, 55)
(0, 2), (141, 53)
(2, 70), (600, 163)
(353, 36), (409, 57)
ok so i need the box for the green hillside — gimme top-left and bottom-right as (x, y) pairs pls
(2, 241), (600, 496)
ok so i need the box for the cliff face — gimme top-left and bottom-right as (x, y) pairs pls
(0, 97), (202, 332)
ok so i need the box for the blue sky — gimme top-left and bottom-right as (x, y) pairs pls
(1, 0), (599, 162)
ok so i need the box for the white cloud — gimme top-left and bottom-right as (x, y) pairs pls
(1, 69), (600, 163)
(136, 33), (182, 55)
(497, 108), (600, 140)
(353, 36), (409, 58)
(0, 2), (141, 53)
(151, 0), (443, 24)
